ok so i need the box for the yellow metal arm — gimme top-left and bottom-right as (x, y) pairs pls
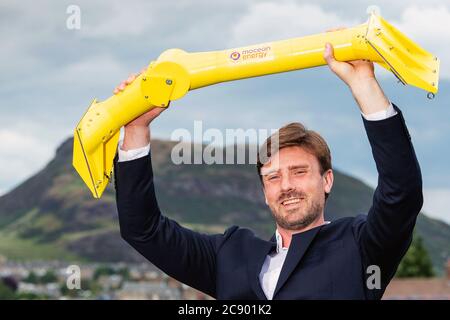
(73, 10), (439, 198)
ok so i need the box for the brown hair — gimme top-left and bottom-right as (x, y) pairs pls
(257, 122), (332, 198)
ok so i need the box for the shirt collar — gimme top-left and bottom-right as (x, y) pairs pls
(274, 221), (331, 254)
(275, 229), (288, 254)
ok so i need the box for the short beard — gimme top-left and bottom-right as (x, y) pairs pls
(271, 199), (323, 231)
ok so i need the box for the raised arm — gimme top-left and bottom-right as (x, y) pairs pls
(356, 105), (422, 289)
(324, 42), (423, 293)
(114, 150), (238, 298)
(113, 73), (237, 297)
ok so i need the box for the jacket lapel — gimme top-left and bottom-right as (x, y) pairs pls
(246, 236), (277, 300)
(272, 225), (323, 298)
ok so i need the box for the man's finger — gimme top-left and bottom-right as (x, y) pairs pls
(323, 43), (337, 66)
(323, 42), (351, 81)
(125, 73), (136, 85)
(118, 82), (126, 91)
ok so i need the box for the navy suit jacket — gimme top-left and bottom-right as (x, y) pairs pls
(114, 105), (423, 300)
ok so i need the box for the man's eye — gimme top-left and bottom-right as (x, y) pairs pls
(294, 170), (306, 175)
(267, 175), (280, 181)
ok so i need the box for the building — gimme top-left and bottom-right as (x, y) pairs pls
(114, 281), (181, 300)
(383, 260), (450, 299)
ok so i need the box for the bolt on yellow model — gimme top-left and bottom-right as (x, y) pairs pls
(73, 9), (440, 199)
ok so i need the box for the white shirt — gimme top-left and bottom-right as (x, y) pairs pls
(258, 229), (289, 300)
(118, 140), (151, 162)
(117, 103), (397, 298)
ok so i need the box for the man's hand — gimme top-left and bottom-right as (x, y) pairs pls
(323, 28), (390, 115)
(114, 68), (166, 150)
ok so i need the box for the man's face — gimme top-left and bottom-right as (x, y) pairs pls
(261, 146), (333, 231)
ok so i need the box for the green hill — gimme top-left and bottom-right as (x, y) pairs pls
(0, 137), (448, 274)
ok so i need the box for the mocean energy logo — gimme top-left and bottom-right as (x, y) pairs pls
(230, 51), (241, 60)
(229, 46), (272, 61)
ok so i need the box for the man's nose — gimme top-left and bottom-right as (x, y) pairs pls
(280, 173), (294, 192)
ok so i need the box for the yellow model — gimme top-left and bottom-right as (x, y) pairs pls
(73, 10), (440, 199)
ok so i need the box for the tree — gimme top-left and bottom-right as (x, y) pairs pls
(24, 270), (57, 284)
(40, 270), (58, 283)
(118, 267), (130, 281)
(93, 266), (115, 280)
(396, 233), (435, 278)
(24, 271), (39, 284)
(0, 281), (16, 300)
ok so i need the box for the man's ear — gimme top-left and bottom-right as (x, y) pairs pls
(323, 169), (334, 194)
(265, 196), (269, 206)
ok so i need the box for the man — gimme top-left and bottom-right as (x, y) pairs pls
(113, 42), (423, 299)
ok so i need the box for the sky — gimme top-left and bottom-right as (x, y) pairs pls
(0, 0), (449, 223)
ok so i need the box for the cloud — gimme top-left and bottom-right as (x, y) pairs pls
(229, 2), (360, 46)
(48, 55), (130, 95)
(78, 2), (157, 38)
(0, 126), (54, 194)
(423, 189), (450, 224)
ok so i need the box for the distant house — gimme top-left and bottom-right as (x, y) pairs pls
(115, 281), (181, 300)
(181, 284), (213, 300)
(383, 260), (450, 300)
(18, 282), (61, 298)
(98, 275), (123, 290)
